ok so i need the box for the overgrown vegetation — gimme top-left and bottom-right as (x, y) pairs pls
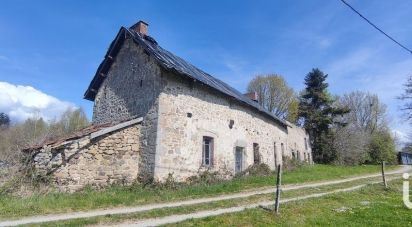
(0, 108), (89, 192)
(236, 163), (272, 177)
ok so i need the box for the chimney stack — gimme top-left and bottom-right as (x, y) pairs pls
(244, 92), (259, 102)
(130, 20), (149, 35)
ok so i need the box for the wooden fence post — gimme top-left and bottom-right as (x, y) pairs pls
(275, 164), (282, 214)
(381, 161), (387, 188)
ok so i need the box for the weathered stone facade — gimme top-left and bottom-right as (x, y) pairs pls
(31, 123), (141, 192)
(155, 73), (285, 180)
(89, 38), (311, 181)
(93, 39), (162, 125)
(93, 38), (162, 179)
(28, 22), (312, 191)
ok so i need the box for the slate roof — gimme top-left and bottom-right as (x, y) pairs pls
(84, 26), (288, 127)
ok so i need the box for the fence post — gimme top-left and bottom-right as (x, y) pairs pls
(381, 161), (387, 188)
(275, 164), (282, 214)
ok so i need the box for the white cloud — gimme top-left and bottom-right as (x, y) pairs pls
(0, 81), (75, 122)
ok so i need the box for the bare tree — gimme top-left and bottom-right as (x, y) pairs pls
(339, 91), (387, 134)
(49, 108), (89, 136)
(332, 91), (393, 165)
(247, 74), (298, 121)
(0, 107), (90, 188)
(399, 75), (412, 122)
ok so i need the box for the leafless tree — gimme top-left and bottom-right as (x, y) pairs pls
(399, 75), (412, 122)
(0, 108), (90, 188)
(339, 91), (388, 134)
(332, 91), (390, 165)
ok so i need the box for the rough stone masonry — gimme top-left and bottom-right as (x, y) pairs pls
(26, 20), (312, 192)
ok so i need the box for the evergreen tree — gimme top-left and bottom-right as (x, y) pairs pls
(299, 68), (349, 163)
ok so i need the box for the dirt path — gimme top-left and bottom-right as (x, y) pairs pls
(0, 165), (409, 227)
(113, 183), (370, 227)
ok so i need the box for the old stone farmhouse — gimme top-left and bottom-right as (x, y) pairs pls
(25, 21), (312, 192)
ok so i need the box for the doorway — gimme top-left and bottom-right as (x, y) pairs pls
(235, 147), (243, 174)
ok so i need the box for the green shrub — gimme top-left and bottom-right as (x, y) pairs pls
(367, 130), (396, 164)
(237, 163), (272, 177)
(187, 170), (224, 185)
(282, 156), (305, 171)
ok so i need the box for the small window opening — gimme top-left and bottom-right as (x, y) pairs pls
(140, 79), (143, 87)
(253, 143), (260, 164)
(202, 137), (214, 166)
(229, 120), (234, 129)
(187, 113), (192, 118)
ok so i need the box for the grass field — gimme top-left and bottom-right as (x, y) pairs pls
(168, 180), (411, 227)
(0, 164), (398, 219)
(22, 174), (398, 226)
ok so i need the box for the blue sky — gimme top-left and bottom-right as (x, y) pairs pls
(0, 0), (411, 141)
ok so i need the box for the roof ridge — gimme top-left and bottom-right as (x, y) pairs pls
(84, 26), (288, 127)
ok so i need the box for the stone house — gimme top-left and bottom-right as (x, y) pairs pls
(25, 20), (312, 191)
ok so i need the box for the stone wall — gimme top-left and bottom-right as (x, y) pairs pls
(92, 38), (162, 180)
(93, 38), (162, 125)
(154, 72), (306, 181)
(88, 37), (311, 184)
(287, 124), (312, 162)
(32, 124), (141, 192)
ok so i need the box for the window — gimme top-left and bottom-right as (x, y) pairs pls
(292, 151), (296, 160)
(202, 137), (214, 166)
(253, 143), (260, 164)
(304, 138), (308, 150)
(297, 151), (300, 161)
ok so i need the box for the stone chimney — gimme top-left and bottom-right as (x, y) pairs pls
(244, 92), (259, 102)
(130, 20), (148, 35)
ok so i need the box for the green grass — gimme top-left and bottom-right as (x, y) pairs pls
(167, 180), (412, 227)
(23, 175), (401, 226)
(0, 164), (398, 219)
